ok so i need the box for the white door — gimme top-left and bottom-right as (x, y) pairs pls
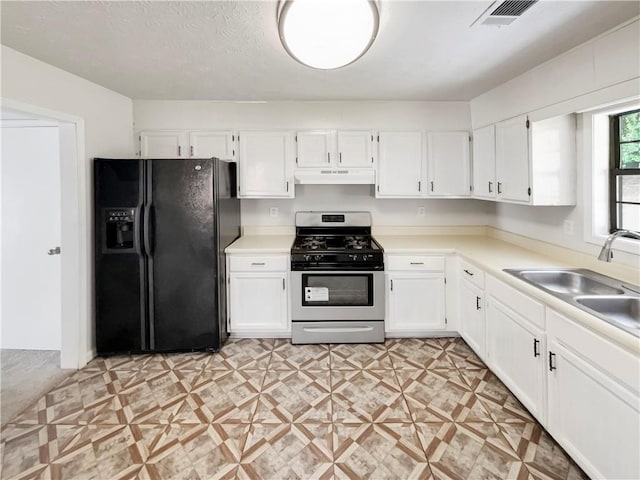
(1, 126), (62, 349)
(229, 273), (288, 333)
(427, 131), (471, 196)
(387, 273), (446, 333)
(485, 297), (545, 422)
(337, 131), (373, 167)
(140, 131), (187, 158)
(472, 125), (496, 199)
(189, 131), (235, 160)
(460, 279), (485, 358)
(296, 131), (334, 168)
(376, 131), (424, 197)
(495, 115), (530, 203)
(238, 131), (294, 198)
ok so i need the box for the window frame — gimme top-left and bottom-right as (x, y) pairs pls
(608, 108), (640, 233)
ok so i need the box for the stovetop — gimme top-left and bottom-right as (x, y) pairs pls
(292, 234), (382, 253)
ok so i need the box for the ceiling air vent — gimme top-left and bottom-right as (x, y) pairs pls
(471, 0), (538, 27)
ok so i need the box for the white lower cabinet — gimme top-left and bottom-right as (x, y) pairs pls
(546, 309), (640, 480)
(385, 255), (447, 335)
(227, 254), (289, 336)
(485, 293), (546, 423)
(460, 278), (485, 358)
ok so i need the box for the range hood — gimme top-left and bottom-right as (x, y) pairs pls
(294, 168), (375, 185)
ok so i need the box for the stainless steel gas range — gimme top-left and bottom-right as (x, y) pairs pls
(290, 211), (384, 344)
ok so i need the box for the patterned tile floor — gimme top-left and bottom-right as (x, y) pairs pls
(0, 338), (588, 480)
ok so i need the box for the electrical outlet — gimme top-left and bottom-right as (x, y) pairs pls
(563, 220), (574, 235)
(417, 206), (426, 217)
(269, 207), (278, 217)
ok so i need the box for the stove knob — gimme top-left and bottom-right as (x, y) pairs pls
(304, 254), (311, 261)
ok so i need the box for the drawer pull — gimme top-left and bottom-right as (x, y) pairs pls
(548, 351), (557, 371)
(410, 262), (424, 265)
(476, 296), (481, 310)
(533, 338), (540, 357)
(251, 262), (266, 266)
(464, 269), (474, 276)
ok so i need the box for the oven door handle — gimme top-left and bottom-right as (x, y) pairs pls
(302, 326), (375, 333)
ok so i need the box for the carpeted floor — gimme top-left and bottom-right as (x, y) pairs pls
(0, 349), (74, 425)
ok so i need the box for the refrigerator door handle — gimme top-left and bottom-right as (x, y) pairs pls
(144, 204), (154, 255)
(134, 203), (144, 256)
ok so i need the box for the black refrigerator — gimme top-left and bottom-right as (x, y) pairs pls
(94, 158), (240, 354)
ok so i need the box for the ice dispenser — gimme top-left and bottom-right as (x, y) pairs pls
(103, 208), (136, 252)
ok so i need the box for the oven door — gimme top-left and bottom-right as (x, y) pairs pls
(291, 270), (384, 321)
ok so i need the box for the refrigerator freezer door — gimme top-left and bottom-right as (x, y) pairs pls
(94, 159), (146, 353)
(149, 159), (218, 351)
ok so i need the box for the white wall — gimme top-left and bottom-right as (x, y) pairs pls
(469, 19), (640, 268)
(1, 126), (62, 349)
(1, 46), (135, 360)
(134, 100), (494, 227)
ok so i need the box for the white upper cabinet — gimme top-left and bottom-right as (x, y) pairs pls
(296, 130), (334, 168)
(140, 130), (236, 160)
(472, 125), (496, 200)
(495, 115), (530, 203)
(376, 131), (425, 197)
(493, 114), (576, 205)
(427, 131), (471, 197)
(237, 131), (294, 198)
(337, 131), (374, 167)
(140, 131), (187, 158)
(189, 131), (235, 160)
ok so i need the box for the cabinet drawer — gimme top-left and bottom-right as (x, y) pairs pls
(386, 255), (445, 271)
(229, 255), (288, 272)
(487, 275), (544, 329)
(460, 258), (485, 289)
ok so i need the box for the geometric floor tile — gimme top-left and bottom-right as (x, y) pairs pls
(415, 422), (529, 480)
(333, 423), (431, 479)
(496, 422), (588, 480)
(387, 338), (457, 370)
(254, 370), (331, 423)
(206, 338), (274, 370)
(397, 369), (493, 423)
(332, 370), (411, 423)
(187, 370), (265, 423)
(1, 337), (589, 480)
(270, 341), (330, 370)
(330, 343), (393, 370)
(239, 423), (333, 480)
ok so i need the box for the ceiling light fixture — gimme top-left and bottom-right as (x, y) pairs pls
(278, 0), (380, 70)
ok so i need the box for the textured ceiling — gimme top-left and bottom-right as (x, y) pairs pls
(1, 1), (638, 101)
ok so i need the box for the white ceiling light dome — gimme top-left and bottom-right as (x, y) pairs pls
(278, 0), (380, 70)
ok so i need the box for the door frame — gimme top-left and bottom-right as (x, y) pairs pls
(1, 97), (88, 369)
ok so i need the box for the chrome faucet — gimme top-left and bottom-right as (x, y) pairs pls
(597, 229), (640, 262)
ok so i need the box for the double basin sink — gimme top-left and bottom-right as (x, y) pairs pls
(504, 268), (640, 337)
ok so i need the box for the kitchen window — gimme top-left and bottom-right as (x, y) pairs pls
(609, 109), (640, 233)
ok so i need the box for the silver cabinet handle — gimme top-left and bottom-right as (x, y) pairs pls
(48, 246), (61, 255)
(178, 145), (182, 156)
(190, 145), (194, 157)
(327, 152), (331, 163)
(497, 182), (503, 194)
(430, 181), (434, 192)
(488, 181), (493, 193)
(418, 181), (421, 192)
(390, 279), (393, 291)
(339, 152), (342, 163)
(476, 296), (481, 310)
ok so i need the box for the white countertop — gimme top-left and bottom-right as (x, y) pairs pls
(226, 232), (640, 354)
(225, 234), (294, 254)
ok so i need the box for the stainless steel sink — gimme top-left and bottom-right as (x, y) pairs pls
(576, 296), (640, 331)
(504, 268), (640, 337)
(516, 270), (624, 296)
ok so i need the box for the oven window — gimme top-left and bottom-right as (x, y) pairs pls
(302, 274), (373, 306)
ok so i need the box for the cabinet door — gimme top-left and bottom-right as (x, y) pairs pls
(547, 310), (640, 480)
(229, 272), (288, 333)
(140, 131), (187, 158)
(472, 125), (496, 199)
(190, 131), (235, 160)
(238, 131), (294, 198)
(376, 131), (424, 197)
(296, 131), (334, 168)
(495, 115), (530, 203)
(427, 131), (471, 196)
(460, 280), (485, 358)
(485, 297), (545, 422)
(387, 273), (446, 333)
(337, 131), (373, 167)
